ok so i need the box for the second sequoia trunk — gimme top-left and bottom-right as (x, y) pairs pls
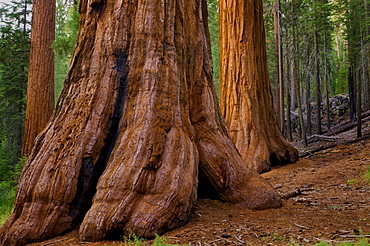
(219, 0), (298, 173)
(1, 0), (281, 245)
(22, 0), (55, 156)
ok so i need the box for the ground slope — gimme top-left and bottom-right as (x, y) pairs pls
(26, 133), (370, 246)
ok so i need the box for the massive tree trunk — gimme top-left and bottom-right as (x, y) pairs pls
(219, 0), (298, 173)
(22, 0), (55, 156)
(0, 0), (282, 245)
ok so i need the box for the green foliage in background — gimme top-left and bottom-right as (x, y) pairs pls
(0, 0), (31, 180)
(0, 155), (27, 225)
(0, 181), (15, 225)
(53, 0), (79, 100)
(0, 0), (31, 226)
(207, 0), (219, 92)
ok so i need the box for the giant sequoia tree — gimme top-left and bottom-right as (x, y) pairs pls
(1, 0), (282, 245)
(22, 0), (56, 156)
(219, 0), (298, 173)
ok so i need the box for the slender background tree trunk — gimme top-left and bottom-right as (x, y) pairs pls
(304, 39), (312, 136)
(348, 65), (356, 122)
(290, 2), (307, 146)
(274, 0), (285, 133)
(357, 69), (362, 137)
(314, 30), (322, 134)
(285, 38), (293, 141)
(324, 35), (331, 131)
(274, 0), (282, 127)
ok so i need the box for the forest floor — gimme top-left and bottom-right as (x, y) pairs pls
(27, 125), (370, 246)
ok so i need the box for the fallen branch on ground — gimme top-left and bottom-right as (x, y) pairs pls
(323, 112), (370, 136)
(307, 134), (348, 144)
(299, 133), (370, 158)
(294, 223), (310, 230)
(337, 235), (370, 238)
(282, 189), (302, 199)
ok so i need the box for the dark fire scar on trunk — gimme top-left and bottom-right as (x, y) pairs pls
(69, 50), (130, 224)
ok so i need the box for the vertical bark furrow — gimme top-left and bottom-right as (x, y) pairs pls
(69, 50), (130, 223)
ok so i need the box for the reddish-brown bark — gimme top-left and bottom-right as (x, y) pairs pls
(219, 0), (298, 173)
(1, 1), (282, 245)
(22, 0), (56, 156)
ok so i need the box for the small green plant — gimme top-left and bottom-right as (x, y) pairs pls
(287, 236), (304, 246)
(316, 242), (330, 246)
(364, 165), (370, 184)
(347, 179), (356, 185)
(123, 234), (145, 246)
(0, 156), (27, 225)
(0, 181), (16, 225)
(314, 238), (370, 246)
(271, 233), (284, 241)
(151, 235), (187, 246)
(123, 234), (187, 246)
(152, 235), (169, 246)
(287, 243), (304, 246)
(337, 238), (370, 246)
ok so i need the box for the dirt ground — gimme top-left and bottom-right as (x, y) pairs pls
(27, 131), (370, 246)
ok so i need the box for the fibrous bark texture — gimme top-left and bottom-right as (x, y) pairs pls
(219, 0), (298, 173)
(1, 0), (281, 245)
(22, 0), (56, 156)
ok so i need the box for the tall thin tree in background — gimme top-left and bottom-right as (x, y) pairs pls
(357, 75), (362, 137)
(289, 0), (307, 146)
(285, 30), (293, 141)
(348, 65), (356, 122)
(304, 36), (312, 136)
(323, 35), (331, 131)
(346, 0), (370, 136)
(314, 29), (322, 134)
(274, 0), (285, 133)
(22, 0), (56, 156)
